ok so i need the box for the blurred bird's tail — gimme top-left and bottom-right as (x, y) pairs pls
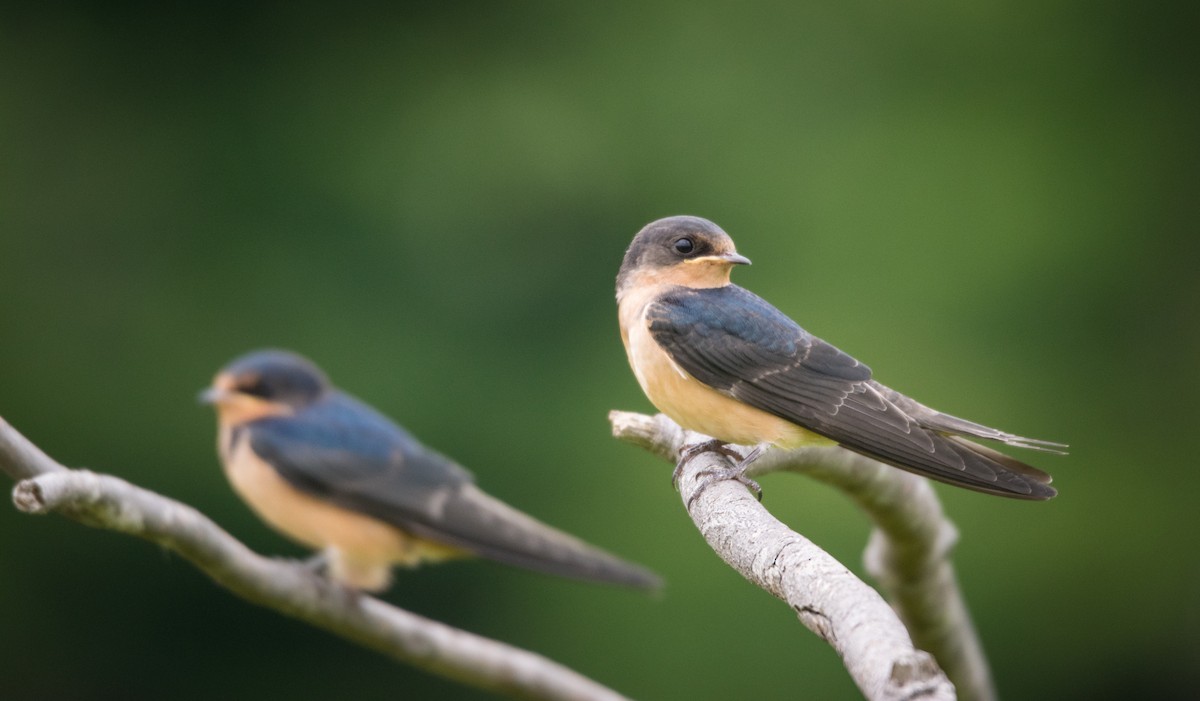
(406, 484), (663, 591)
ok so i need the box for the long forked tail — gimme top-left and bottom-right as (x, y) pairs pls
(858, 382), (1066, 498)
(924, 411), (1068, 455)
(836, 429), (1059, 500)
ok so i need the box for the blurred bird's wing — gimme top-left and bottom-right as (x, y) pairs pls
(247, 392), (475, 524)
(646, 285), (1061, 499)
(249, 393), (660, 588)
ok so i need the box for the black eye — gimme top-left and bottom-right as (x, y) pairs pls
(673, 237), (695, 254)
(239, 378), (272, 399)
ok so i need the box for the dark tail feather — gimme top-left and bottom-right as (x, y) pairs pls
(875, 382), (1069, 456)
(407, 485), (663, 590)
(838, 430), (1058, 500)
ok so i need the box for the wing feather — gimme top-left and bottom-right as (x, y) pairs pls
(248, 392), (474, 527)
(647, 285), (1059, 499)
(248, 393), (660, 587)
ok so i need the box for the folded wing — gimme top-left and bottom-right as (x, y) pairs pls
(647, 285), (1061, 499)
(249, 393), (660, 587)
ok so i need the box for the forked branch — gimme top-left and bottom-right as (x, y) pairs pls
(610, 410), (980, 701)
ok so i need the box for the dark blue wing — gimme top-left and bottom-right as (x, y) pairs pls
(647, 285), (1056, 499)
(248, 392), (662, 587)
(646, 285), (871, 423)
(248, 392), (474, 527)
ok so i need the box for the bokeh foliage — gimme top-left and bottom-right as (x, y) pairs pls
(1, 2), (1196, 699)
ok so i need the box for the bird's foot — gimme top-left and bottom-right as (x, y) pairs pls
(299, 551), (331, 574)
(674, 441), (766, 507)
(672, 439), (742, 487)
(686, 466), (763, 509)
(272, 552), (330, 573)
(276, 553), (368, 605)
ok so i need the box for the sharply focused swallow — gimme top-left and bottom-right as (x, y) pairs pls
(616, 215), (1065, 500)
(200, 350), (661, 591)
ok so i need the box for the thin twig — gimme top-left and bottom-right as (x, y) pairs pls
(611, 410), (964, 701)
(1, 417), (629, 701)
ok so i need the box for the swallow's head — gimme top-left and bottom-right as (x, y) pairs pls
(616, 215), (750, 297)
(199, 349), (330, 424)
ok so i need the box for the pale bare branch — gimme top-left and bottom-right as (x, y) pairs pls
(611, 410), (967, 701)
(2, 417), (630, 701)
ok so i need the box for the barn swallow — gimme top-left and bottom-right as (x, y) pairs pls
(200, 349), (661, 592)
(616, 215), (1065, 500)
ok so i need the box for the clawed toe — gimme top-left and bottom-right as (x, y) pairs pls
(672, 440), (767, 506)
(673, 439), (735, 487)
(300, 552), (331, 574)
(672, 441), (702, 485)
(273, 552), (329, 573)
(685, 467), (763, 508)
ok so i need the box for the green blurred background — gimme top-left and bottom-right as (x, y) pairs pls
(1, 2), (1196, 699)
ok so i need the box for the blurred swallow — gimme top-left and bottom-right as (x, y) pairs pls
(616, 215), (1065, 500)
(200, 349), (661, 592)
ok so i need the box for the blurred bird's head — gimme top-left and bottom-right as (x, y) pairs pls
(199, 349), (330, 424)
(616, 215), (750, 299)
